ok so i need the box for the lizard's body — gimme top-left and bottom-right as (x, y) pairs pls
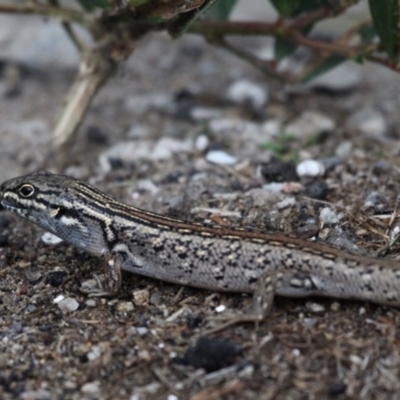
(1, 170), (400, 311)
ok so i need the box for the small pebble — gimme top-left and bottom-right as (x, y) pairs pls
(41, 232), (63, 245)
(292, 349), (301, 357)
(330, 302), (340, 311)
(304, 181), (328, 200)
(57, 297), (79, 313)
(23, 269), (42, 284)
(302, 318), (317, 328)
(195, 134), (209, 151)
(116, 301), (134, 313)
(328, 382), (347, 396)
(346, 108), (386, 137)
(86, 125), (107, 144)
(45, 270), (67, 287)
(81, 381), (100, 395)
(335, 140), (353, 158)
(319, 207), (342, 225)
(53, 294), (65, 303)
(215, 304), (226, 313)
(150, 292), (161, 305)
(296, 160), (325, 177)
(363, 191), (387, 212)
(226, 79), (268, 109)
(206, 149), (237, 165)
(132, 288), (150, 307)
(306, 302), (325, 313)
(86, 299), (97, 308)
(276, 197), (296, 210)
(260, 160), (298, 182)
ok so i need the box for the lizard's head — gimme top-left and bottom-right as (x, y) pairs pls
(0, 170), (111, 253)
(0, 170), (81, 234)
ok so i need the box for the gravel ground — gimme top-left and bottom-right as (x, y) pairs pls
(1, 19), (400, 400)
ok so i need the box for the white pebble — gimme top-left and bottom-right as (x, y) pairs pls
(41, 232), (63, 245)
(81, 381), (100, 395)
(206, 149), (237, 165)
(53, 294), (65, 304)
(319, 207), (342, 225)
(195, 134), (209, 151)
(215, 304), (226, 313)
(226, 79), (268, 108)
(296, 160), (325, 177)
(57, 297), (79, 313)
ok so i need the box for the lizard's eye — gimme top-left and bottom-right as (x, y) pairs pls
(18, 184), (35, 198)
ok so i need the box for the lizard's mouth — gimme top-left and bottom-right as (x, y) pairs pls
(0, 197), (20, 212)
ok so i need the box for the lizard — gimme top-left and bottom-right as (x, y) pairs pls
(1, 170), (400, 320)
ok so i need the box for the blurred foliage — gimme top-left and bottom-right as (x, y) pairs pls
(0, 0), (399, 146)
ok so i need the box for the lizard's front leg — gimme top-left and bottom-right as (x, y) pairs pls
(81, 251), (122, 297)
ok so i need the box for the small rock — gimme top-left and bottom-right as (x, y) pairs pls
(335, 140), (353, 158)
(81, 381), (100, 395)
(226, 79), (268, 109)
(116, 301), (134, 313)
(328, 382), (347, 396)
(346, 108), (387, 137)
(302, 318), (317, 328)
(306, 302), (325, 313)
(285, 111), (335, 139)
(260, 160), (298, 182)
(57, 297), (79, 313)
(86, 126), (107, 144)
(41, 232), (63, 245)
(137, 179), (159, 195)
(307, 62), (361, 93)
(215, 304), (226, 313)
(363, 191), (387, 213)
(176, 336), (242, 372)
(45, 270), (67, 287)
(319, 207), (342, 225)
(195, 134), (209, 151)
(86, 299), (97, 308)
(304, 181), (328, 200)
(150, 292), (161, 305)
(206, 149), (237, 165)
(296, 160), (325, 177)
(281, 182), (304, 194)
(132, 288), (150, 307)
(276, 197), (296, 210)
(21, 390), (52, 400)
(23, 269), (42, 284)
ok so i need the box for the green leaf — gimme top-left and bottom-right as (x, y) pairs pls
(270, 0), (296, 17)
(274, 37), (297, 60)
(77, 0), (110, 11)
(301, 55), (346, 83)
(368, 0), (399, 58)
(358, 24), (376, 43)
(270, 0), (323, 18)
(206, 0), (239, 20)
